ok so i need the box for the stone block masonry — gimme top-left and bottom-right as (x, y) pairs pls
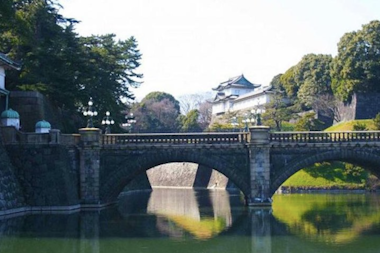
(0, 132), (25, 212)
(4, 144), (80, 207)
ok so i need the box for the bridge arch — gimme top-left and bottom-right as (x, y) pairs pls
(270, 148), (380, 195)
(100, 148), (250, 203)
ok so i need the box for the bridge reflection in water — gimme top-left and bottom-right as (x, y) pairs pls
(1, 190), (380, 253)
(147, 189), (233, 239)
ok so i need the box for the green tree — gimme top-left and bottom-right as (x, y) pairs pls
(331, 20), (380, 102)
(0, 1), (143, 131)
(296, 54), (332, 107)
(280, 66), (298, 99)
(294, 112), (324, 131)
(142, 91), (180, 112)
(180, 109), (202, 132)
(373, 113), (380, 130)
(281, 54), (333, 108)
(262, 74), (293, 131)
(76, 35), (143, 118)
(132, 92), (181, 132)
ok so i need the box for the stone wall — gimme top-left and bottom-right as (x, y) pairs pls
(337, 93), (380, 123)
(0, 133), (25, 212)
(146, 163), (232, 189)
(122, 162), (236, 193)
(9, 91), (46, 132)
(9, 91), (73, 133)
(5, 144), (80, 207)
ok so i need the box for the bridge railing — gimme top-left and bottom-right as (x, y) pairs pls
(60, 134), (81, 146)
(270, 131), (380, 143)
(101, 132), (249, 145)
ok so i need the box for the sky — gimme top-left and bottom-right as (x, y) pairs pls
(58, 0), (380, 101)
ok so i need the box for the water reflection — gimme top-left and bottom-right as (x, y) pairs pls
(272, 194), (380, 245)
(0, 191), (380, 253)
(146, 189), (233, 239)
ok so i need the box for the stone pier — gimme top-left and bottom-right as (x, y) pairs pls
(248, 126), (271, 206)
(79, 128), (101, 207)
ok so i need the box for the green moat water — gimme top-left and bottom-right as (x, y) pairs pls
(0, 189), (380, 253)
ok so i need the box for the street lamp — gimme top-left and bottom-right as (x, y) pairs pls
(251, 107), (262, 126)
(242, 112), (255, 131)
(231, 116), (239, 132)
(101, 111), (115, 134)
(83, 98), (98, 128)
(122, 113), (136, 133)
(242, 108), (262, 131)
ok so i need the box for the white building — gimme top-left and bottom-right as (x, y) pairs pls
(0, 52), (21, 112)
(211, 74), (273, 115)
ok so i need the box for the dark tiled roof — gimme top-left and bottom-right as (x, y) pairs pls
(212, 74), (260, 91)
(0, 53), (21, 70)
(211, 93), (239, 103)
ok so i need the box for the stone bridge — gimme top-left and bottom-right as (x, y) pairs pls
(1, 126), (380, 214)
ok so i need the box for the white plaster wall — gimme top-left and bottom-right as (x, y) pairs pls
(0, 67), (5, 90)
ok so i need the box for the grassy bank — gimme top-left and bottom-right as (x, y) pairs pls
(282, 162), (367, 190)
(282, 119), (377, 190)
(324, 119), (376, 131)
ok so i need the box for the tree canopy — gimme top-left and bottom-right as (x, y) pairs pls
(280, 54), (333, 108)
(180, 109), (202, 132)
(132, 92), (181, 132)
(0, 0), (143, 131)
(262, 74), (293, 131)
(331, 20), (380, 102)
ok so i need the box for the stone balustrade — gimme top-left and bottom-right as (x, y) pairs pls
(270, 131), (380, 143)
(3, 126), (380, 146)
(60, 134), (81, 146)
(101, 132), (249, 145)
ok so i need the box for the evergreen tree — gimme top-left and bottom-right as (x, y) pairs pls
(0, 0), (143, 131)
(331, 20), (380, 102)
(181, 109), (202, 132)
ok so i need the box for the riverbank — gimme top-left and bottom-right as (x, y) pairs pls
(276, 186), (374, 194)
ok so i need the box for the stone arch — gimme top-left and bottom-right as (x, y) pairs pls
(100, 148), (250, 203)
(270, 148), (380, 195)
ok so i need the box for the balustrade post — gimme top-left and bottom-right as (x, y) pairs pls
(247, 126), (272, 206)
(49, 129), (60, 144)
(79, 128), (102, 206)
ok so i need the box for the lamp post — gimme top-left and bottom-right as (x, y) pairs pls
(122, 113), (136, 133)
(243, 112), (255, 131)
(83, 98), (98, 128)
(101, 111), (115, 134)
(231, 116), (239, 132)
(251, 107), (262, 126)
(243, 108), (262, 131)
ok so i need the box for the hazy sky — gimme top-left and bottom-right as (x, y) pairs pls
(58, 0), (380, 101)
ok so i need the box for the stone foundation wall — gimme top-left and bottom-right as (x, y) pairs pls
(0, 133), (25, 212)
(4, 144), (80, 206)
(146, 163), (232, 189)
(336, 92), (380, 123)
(9, 91), (66, 133)
(9, 91), (46, 132)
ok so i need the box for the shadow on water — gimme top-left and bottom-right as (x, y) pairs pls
(1, 191), (380, 253)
